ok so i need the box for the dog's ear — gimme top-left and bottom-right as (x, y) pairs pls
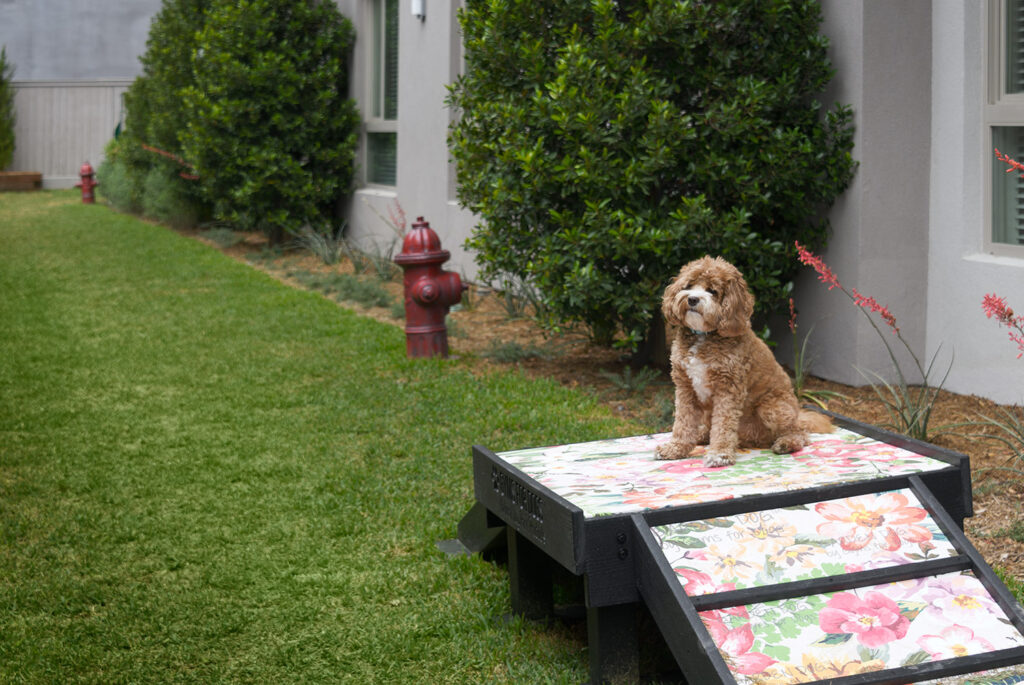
(716, 268), (754, 337)
(661, 266), (689, 326)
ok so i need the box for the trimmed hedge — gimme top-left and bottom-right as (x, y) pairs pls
(111, 0), (359, 239)
(180, 0), (360, 238)
(448, 0), (857, 354)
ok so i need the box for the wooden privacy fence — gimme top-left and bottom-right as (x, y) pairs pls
(9, 80), (129, 188)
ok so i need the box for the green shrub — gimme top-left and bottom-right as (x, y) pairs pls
(448, 0), (857, 355)
(142, 165), (201, 229)
(96, 138), (143, 214)
(120, 0), (210, 222)
(179, 0), (360, 239)
(0, 46), (15, 170)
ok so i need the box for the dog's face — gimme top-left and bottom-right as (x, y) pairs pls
(662, 256), (754, 336)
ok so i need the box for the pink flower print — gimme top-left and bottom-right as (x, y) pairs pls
(917, 624), (995, 660)
(920, 574), (1001, 620)
(701, 604), (750, 623)
(703, 618), (777, 675)
(794, 439), (904, 467)
(674, 568), (736, 597)
(661, 457), (727, 475)
(844, 553), (920, 575)
(819, 591), (910, 648)
(815, 492), (933, 551)
(621, 483), (733, 509)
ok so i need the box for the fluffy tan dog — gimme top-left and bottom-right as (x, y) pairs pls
(655, 256), (831, 467)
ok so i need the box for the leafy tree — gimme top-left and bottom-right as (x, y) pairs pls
(448, 0), (856, 358)
(180, 0), (360, 240)
(119, 0), (210, 221)
(0, 46), (16, 170)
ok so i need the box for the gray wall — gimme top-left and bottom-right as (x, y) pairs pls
(789, 0), (934, 388)
(926, 2), (1024, 406)
(793, 0), (1024, 405)
(340, 0), (479, 280)
(0, 0), (161, 183)
(0, 0), (160, 80)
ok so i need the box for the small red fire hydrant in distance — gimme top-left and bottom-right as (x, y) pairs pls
(393, 217), (465, 358)
(74, 162), (98, 204)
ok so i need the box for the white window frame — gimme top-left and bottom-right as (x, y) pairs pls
(364, 0), (398, 188)
(985, 0), (1024, 257)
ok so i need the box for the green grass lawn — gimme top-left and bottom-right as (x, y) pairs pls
(0, 191), (637, 683)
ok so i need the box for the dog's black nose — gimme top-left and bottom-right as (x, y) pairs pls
(687, 296), (700, 308)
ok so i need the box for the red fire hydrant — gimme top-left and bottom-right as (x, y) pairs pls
(393, 217), (465, 358)
(74, 162), (98, 204)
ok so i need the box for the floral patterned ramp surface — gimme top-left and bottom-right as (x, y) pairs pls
(654, 488), (957, 594)
(496, 429), (951, 519)
(695, 571), (1024, 684)
(653, 491), (1024, 684)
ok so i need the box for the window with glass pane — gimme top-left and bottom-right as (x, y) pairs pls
(1007, 0), (1024, 93)
(368, 132), (397, 186)
(993, 126), (1024, 246)
(368, 0), (398, 186)
(992, 1), (1024, 246)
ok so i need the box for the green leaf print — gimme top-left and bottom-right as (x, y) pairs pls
(815, 632), (853, 646)
(896, 600), (929, 623)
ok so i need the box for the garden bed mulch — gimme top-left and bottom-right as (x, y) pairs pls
(187, 227), (1024, 583)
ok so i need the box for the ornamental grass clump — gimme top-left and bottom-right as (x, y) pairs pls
(787, 297), (847, 410)
(796, 242), (952, 441)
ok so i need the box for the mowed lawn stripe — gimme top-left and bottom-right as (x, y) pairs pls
(0, 191), (633, 683)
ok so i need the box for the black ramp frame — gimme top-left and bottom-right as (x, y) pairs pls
(459, 413), (1024, 684)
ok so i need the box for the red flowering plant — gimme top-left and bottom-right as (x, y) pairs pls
(982, 292), (1024, 359)
(796, 242), (953, 441)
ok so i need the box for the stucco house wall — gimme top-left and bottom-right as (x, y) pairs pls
(337, 0), (479, 280)
(793, 1), (1024, 406)
(925, 2), (1024, 406)
(789, 1), (934, 390)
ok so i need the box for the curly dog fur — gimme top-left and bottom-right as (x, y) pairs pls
(655, 256), (831, 467)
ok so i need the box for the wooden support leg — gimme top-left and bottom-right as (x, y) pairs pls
(508, 531), (553, 620)
(587, 602), (639, 685)
(456, 502), (507, 559)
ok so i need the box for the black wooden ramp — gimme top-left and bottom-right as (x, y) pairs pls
(635, 475), (1024, 684)
(459, 414), (1024, 684)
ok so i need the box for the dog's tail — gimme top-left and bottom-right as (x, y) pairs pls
(798, 409), (834, 435)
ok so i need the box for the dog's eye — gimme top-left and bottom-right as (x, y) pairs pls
(707, 287), (718, 297)
(683, 283), (693, 290)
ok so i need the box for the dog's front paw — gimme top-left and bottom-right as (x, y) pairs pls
(702, 449), (735, 468)
(771, 432), (808, 455)
(655, 440), (694, 461)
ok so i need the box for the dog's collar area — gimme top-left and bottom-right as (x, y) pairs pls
(688, 328), (713, 337)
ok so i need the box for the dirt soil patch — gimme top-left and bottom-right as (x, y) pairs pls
(190, 228), (1024, 582)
